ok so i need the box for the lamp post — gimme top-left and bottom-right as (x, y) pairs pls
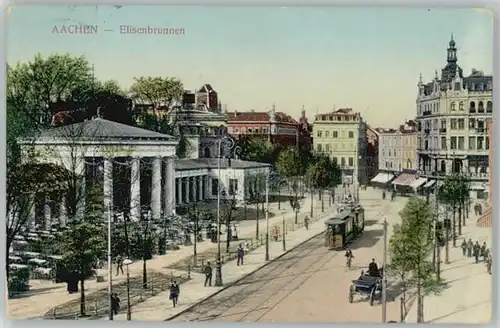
(215, 135), (241, 287)
(107, 205), (113, 320)
(282, 215), (286, 251)
(382, 219), (388, 323)
(265, 170), (270, 261)
(123, 258), (133, 321)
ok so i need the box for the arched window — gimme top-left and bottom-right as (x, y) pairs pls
(487, 101), (493, 113)
(478, 101), (485, 113)
(469, 101), (476, 113)
(459, 102), (464, 110)
(450, 102), (456, 111)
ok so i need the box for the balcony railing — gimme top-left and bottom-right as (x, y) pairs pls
(424, 128), (431, 134)
(422, 110), (432, 116)
(439, 128), (447, 133)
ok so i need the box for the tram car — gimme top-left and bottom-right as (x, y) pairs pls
(324, 205), (365, 250)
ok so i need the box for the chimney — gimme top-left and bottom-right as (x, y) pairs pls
(228, 156), (232, 167)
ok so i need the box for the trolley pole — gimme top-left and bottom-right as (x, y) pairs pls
(382, 218), (388, 323)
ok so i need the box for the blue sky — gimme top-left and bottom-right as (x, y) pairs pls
(6, 6), (493, 127)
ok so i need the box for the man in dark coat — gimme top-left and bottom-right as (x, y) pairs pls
(169, 280), (180, 307)
(461, 239), (467, 256)
(368, 259), (379, 277)
(111, 293), (120, 315)
(203, 262), (213, 287)
(480, 242), (487, 261)
(473, 241), (481, 263)
(237, 244), (244, 266)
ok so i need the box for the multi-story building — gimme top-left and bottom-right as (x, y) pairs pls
(477, 118), (492, 227)
(365, 126), (379, 181)
(416, 36), (492, 199)
(227, 105), (309, 150)
(312, 108), (367, 185)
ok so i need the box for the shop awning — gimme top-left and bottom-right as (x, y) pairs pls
(371, 172), (395, 184)
(423, 180), (436, 188)
(469, 182), (487, 191)
(392, 172), (417, 186)
(410, 177), (427, 189)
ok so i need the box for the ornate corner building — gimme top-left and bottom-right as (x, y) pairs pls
(415, 35), (492, 201)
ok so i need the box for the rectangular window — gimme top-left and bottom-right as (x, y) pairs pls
(450, 119), (457, 130)
(317, 144), (323, 152)
(469, 137), (476, 150)
(348, 131), (354, 138)
(333, 131), (338, 138)
(348, 157), (354, 167)
(248, 128), (253, 133)
(486, 137), (490, 150)
(458, 119), (465, 130)
(450, 136), (457, 150)
(341, 157), (346, 167)
(211, 178), (219, 196)
(317, 130), (322, 138)
(229, 178), (238, 195)
(325, 131), (330, 138)
(477, 137), (484, 150)
(458, 137), (465, 150)
(469, 118), (476, 129)
(440, 119), (446, 129)
(325, 144), (331, 152)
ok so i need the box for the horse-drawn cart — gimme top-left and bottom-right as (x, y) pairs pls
(348, 274), (382, 306)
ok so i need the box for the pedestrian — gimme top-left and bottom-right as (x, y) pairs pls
(461, 239), (467, 256)
(473, 241), (480, 263)
(111, 293), (120, 315)
(304, 216), (310, 230)
(486, 251), (492, 274)
(480, 242), (487, 261)
(169, 280), (180, 307)
(115, 255), (124, 276)
(237, 244), (244, 266)
(467, 239), (473, 257)
(203, 261), (213, 287)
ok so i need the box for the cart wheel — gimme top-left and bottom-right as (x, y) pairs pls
(348, 285), (355, 303)
(369, 288), (375, 306)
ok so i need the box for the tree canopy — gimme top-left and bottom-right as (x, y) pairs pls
(276, 147), (307, 179)
(238, 138), (277, 164)
(130, 76), (183, 110)
(306, 154), (342, 190)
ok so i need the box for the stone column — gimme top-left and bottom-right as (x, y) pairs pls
(29, 193), (36, 230)
(130, 157), (141, 221)
(207, 176), (212, 199)
(59, 198), (67, 227)
(176, 178), (182, 204)
(151, 157), (162, 221)
(163, 157), (176, 216)
(198, 176), (203, 201)
(76, 161), (86, 219)
(103, 157), (114, 220)
(192, 177), (198, 201)
(44, 195), (51, 230)
(183, 178), (190, 203)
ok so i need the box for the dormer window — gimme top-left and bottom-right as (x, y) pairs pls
(454, 82), (460, 91)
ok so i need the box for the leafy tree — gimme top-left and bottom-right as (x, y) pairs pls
(128, 220), (157, 289)
(276, 148), (307, 224)
(7, 54), (93, 128)
(238, 138), (277, 164)
(60, 221), (105, 317)
(306, 154), (341, 214)
(438, 174), (469, 247)
(129, 76), (183, 114)
(389, 197), (442, 323)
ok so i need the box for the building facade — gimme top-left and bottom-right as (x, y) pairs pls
(477, 118), (493, 227)
(378, 121), (418, 172)
(312, 108), (368, 184)
(365, 126), (379, 181)
(227, 105), (308, 149)
(416, 36), (492, 199)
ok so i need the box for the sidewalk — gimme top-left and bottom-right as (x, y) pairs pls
(405, 212), (492, 324)
(7, 192), (323, 319)
(110, 212), (328, 321)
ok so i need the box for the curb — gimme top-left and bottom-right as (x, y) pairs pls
(164, 227), (325, 321)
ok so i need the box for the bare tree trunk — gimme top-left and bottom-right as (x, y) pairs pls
(452, 207), (457, 247)
(457, 204), (462, 236)
(321, 190), (324, 213)
(80, 279), (86, 316)
(445, 222), (450, 264)
(462, 201), (466, 226)
(310, 189), (314, 217)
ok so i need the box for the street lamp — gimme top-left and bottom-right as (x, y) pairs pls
(215, 135), (241, 287)
(123, 258), (133, 321)
(265, 170), (270, 261)
(107, 204), (113, 321)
